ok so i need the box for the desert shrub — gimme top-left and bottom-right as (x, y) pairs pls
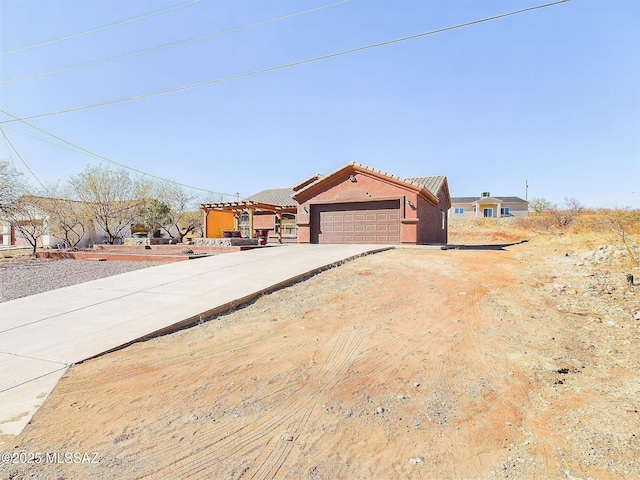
(516, 198), (586, 234)
(595, 208), (640, 265)
(180, 247), (194, 255)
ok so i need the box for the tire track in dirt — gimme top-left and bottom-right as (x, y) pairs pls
(140, 326), (370, 479)
(461, 276), (499, 381)
(174, 328), (367, 478)
(249, 403), (316, 480)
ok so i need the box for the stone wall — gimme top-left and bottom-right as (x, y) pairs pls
(124, 238), (178, 246)
(191, 238), (258, 247)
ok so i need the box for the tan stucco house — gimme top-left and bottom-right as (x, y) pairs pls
(448, 192), (528, 218)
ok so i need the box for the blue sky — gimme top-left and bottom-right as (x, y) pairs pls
(1, 0), (638, 207)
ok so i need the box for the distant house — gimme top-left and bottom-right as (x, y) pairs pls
(449, 192), (528, 218)
(0, 197), (54, 249)
(202, 162), (451, 245)
(0, 195), (131, 249)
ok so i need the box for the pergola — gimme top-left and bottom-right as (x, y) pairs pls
(200, 200), (297, 243)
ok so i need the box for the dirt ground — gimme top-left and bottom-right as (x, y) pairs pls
(1, 229), (639, 479)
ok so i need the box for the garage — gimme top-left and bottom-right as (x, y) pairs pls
(293, 162), (450, 245)
(312, 200), (401, 244)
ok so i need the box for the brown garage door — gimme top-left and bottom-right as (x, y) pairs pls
(312, 200), (401, 244)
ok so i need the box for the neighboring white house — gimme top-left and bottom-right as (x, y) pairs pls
(449, 192), (528, 218)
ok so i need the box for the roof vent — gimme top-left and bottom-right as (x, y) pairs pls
(481, 192), (490, 197)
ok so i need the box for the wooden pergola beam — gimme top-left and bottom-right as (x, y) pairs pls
(200, 201), (296, 215)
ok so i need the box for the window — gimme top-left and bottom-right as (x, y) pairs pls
(500, 207), (510, 216)
(274, 213), (297, 235)
(454, 207), (464, 214)
(238, 213), (250, 238)
(441, 211), (446, 229)
(483, 208), (493, 218)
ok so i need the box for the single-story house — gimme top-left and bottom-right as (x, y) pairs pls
(449, 192), (528, 218)
(202, 162), (451, 245)
(1, 196), (133, 249)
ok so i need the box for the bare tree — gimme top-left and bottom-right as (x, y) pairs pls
(3, 196), (49, 253)
(0, 160), (47, 252)
(546, 197), (585, 228)
(153, 181), (203, 242)
(45, 184), (90, 248)
(68, 165), (150, 244)
(0, 159), (28, 217)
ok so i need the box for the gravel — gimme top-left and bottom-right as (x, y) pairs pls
(0, 258), (165, 302)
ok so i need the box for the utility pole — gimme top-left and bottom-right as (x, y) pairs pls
(525, 180), (529, 202)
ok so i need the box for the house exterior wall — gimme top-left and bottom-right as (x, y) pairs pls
(449, 202), (476, 218)
(449, 200), (528, 218)
(417, 190), (448, 244)
(502, 202), (529, 216)
(296, 171), (425, 244)
(253, 213), (275, 230)
(205, 210), (235, 238)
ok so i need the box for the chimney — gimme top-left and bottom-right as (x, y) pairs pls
(481, 192), (490, 197)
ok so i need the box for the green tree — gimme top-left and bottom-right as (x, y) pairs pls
(136, 198), (171, 237)
(529, 197), (553, 214)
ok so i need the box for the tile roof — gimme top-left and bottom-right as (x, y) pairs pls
(450, 197), (479, 203)
(406, 176), (447, 197)
(246, 188), (296, 208)
(292, 174), (323, 192)
(295, 162), (448, 198)
(495, 196), (527, 203)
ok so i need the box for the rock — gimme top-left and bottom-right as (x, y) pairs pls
(376, 406), (385, 414)
(281, 433), (294, 442)
(413, 382), (421, 388)
(633, 311), (640, 321)
(396, 394), (406, 400)
(409, 456), (426, 465)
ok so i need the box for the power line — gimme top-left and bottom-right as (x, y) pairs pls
(0, 109), (238, 199)
(0, 0), (201, 56)
(1, 0), (351, 85)
(0, 127), (47, 190)
(1, 125), (101, 156)
(0, 0), (570, 124)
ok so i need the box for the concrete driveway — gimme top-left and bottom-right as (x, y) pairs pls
(0, 244), (390, 436)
